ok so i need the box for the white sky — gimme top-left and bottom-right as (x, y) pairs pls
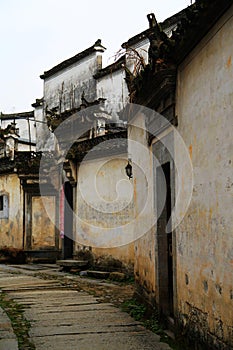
(0, 0), (191, 113)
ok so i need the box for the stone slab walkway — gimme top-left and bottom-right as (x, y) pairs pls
(0, 305), (18, 350)
(0, 265), (172, 350)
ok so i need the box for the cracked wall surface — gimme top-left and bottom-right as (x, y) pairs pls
(175, 6), (233, 347)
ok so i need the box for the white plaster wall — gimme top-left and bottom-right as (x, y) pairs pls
(128, 113), (156, 298)
(34, 105), (54, 151)
(44, 53), (102, 112)
(74, 154), (135, 264)
(96, 69), (129, 120)
(175, 5), (233, 343)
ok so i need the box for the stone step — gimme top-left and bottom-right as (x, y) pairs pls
(27, 257), (56, 264)
(86, 270), (110, 279)
(57, 260), (88, 268)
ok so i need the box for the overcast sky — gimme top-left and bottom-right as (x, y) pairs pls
(0, 0), (191, 113)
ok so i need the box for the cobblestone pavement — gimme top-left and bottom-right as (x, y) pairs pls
(0, 264), (172, 350)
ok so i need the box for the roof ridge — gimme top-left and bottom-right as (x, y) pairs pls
(40, 39), (106, 80)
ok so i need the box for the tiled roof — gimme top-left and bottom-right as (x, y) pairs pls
(121, 7), (188, 48)
(0, 111), (34, 120)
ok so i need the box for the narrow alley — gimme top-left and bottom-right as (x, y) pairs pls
(0, 264), (172, 350)
(1, 2), (232, 350)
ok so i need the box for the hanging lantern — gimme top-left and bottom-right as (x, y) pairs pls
(125, 159), (133, 179)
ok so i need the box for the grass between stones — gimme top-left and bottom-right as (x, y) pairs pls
(121, 298), (188, 350)
(0, 291), (35, 350)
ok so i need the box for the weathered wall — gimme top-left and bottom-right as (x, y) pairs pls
(0, 174), (23, 248)
(44, 53), (102, 112)
(74, 155), (135, 266)
(93, 245), (135, 269)
(31, 196), (56, 249)
(128, 113), (156, 303)
(96, 69), (129, 120)
(151, 129), (177, 317)
(35, 104), (54, 151)
(175, 6), (233, 348)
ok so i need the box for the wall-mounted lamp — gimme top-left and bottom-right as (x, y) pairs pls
(125, 159), (133, 179)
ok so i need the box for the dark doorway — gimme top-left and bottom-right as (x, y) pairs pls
(156, 162), (174, 316)
(63, 181), (74, 259)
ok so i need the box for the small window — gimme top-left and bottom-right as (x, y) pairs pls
(0, 193), (9, 219)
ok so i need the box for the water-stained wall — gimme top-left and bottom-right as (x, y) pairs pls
(96, 68), (129, 120)
(175, 6), (233, 348)
(74, 155), (135, 266)
(0, 174), (23, 248)
(34, 103), (54, 151)
(128, 113), (156, 303)
(43, 52), (102, 112)
(31, 196), (56, 249)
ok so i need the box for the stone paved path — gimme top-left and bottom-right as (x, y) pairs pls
(0, 265), (172, 350)
(0, 306), (18, 350)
